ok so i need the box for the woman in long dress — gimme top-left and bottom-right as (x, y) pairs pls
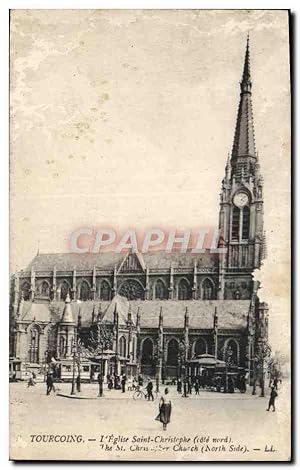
(158, 387), (172, 431)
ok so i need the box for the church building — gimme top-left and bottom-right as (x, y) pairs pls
(10, 39), (269, 381)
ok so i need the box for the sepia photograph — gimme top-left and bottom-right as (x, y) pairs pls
(8, 9), (291, 461)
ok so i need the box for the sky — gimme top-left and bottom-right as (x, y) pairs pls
(10, 10), (290, 352)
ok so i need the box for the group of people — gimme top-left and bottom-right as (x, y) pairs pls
(175, 374), (247, 395)
(99, 373), (128, 393)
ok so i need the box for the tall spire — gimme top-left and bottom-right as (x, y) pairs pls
(241, 34), (251, 93)
(231, 36), (256, 170)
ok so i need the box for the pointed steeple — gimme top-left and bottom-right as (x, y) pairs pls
(184, 306), (189, 329)
(136, 306), (141, 334)
(91, 304), (96, 323)
(77, 307), (82, 329)
(113, 303), (118, 327)
(159, 306), (163, 330)
(17, 291), (24, 318)
(231, 36), (256, 173)
(127, 303), (132, 323)
(241, 34), (251, 93)
(97, 303), (102, 323)
(213, 306), (218, 332)
(61, 293), (74, 323)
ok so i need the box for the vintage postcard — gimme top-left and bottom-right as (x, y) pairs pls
(9, 9), (291, 461)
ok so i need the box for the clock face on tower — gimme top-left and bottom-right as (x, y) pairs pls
(233, 191), (249, 208)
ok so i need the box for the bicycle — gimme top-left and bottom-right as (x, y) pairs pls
(133, 387), (158, 401)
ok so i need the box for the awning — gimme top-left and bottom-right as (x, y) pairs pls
(187, 354), (226, 366)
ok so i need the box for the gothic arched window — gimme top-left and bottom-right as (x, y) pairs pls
(202, 278), (214, 300)
(21, 281), (30, 301)
(141, 338), (153, 365)
(242, 206), (250, 240)
(231, 207), (240, 241)
(119, 336), (127, 357)
(79, 280), (91, 301)
(194, 338), (207, 356)
(167, 339), (179, 366)
(119, 279), (144, 300)
(28, 327), (39, 363)
(60, 281), (70, 301)
(100, 280), (111, 301)
(45, 325), (57, 362)
(59, 336), (65, 356)
(41, 281), (50, 297)
(178, 279), (191, 300)
(155, 280), (167, 300)
(224, 339), (239, 366)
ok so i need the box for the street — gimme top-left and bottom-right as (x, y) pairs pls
(10, 380), (291, 461)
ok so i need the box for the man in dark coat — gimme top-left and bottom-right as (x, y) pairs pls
(182, 379), (188, 398)
(187, 377), (192, 394)
(46, 373), (55, 395)
(146, 380), (154, 401)
(121, 375), (126, 393)
(138, 375), (143, 386)
(266, 386), (278, 412)
(98, 373), (103, 397)
(273, 377), (279, 390)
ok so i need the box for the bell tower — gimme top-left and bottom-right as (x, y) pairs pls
(218, 37), (265, 300)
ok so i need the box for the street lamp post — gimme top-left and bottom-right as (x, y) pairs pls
(70, 338), (77, 396)
(98, 345), (104, 397)
(44, 350), (48, 382)
(252, 356), (258, 395)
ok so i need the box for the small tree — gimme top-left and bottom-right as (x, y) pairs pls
(223, 345), (235, 393)
(252, 341), (272, 397)
(83, 323), (113, 397)
(268, 351), (288, 383)
(178, 339), (191, 382)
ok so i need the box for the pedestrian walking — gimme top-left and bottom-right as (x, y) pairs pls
(146, 380), (154, 401)
(108, 376), (113, 390)
(46, 373), (55, 395)
(194, 381), (200, 395)
(121, 375), (126, 393)
(187, 378), (192, 394)
(215, 376), (222, 392)
(28, 372), (36, 388)
(97, 372), (103, 397)
(266, 386), (278, 412)
(177, 379), (182, 394)
(239, 375), (246, 393)
(182, 380), (188, 398)
(156, 387), (172, 431)
(132, 377), (138, 390)
(228, 376), (235, 393)
(138, 375), (143, 386)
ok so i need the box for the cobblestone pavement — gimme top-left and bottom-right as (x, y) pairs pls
(10, 381), (290, 461)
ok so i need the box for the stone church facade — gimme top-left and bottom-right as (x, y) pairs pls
(10, 39), (269, 380)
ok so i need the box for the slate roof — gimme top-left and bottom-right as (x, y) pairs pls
(24, 250), (218, 273)
(19, 296), (250, 331)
